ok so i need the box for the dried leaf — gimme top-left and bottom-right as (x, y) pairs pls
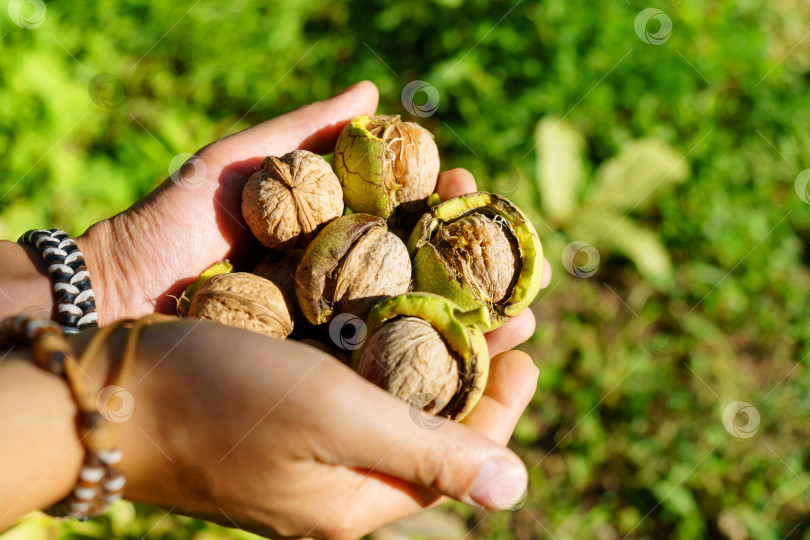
(586, 139), (689, 212)
(534, 117), (586, 226)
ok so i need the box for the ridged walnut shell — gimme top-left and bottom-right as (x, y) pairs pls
(408, 192), (544, 328)
(241, 150), (343, 249)
(353, 292), (490, 421)
(334, 115), (440, 218)
(356, 317), (458, 414)
(295, 213), (411, 325)
(188, 272), (293, 339)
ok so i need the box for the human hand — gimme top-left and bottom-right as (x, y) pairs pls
(86, 318), (541, 539)
(78, 82), (379, 322)
(77, 81), (551, 335)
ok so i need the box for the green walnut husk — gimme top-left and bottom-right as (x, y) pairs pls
(353, 292), (490, 421)
(295, 213), (411, 325)
(333, 115), (440, 219)
(176, 260), (233, 316)
(407, 192), (543, 328)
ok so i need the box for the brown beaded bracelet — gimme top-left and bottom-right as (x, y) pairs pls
(0, 313), (174, 519)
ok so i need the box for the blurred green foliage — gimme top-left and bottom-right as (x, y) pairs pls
(1, 0), (810, 538)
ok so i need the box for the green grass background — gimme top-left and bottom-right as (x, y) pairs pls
(1, 0), (809, 538)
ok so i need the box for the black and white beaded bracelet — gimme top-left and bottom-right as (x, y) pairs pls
(18, 229), (99, 334)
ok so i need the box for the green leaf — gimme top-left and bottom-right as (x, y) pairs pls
(585, 139), (690, 212)
(534, 116), (586, 226)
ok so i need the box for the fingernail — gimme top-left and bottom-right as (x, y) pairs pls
(464, 457), (528, 510)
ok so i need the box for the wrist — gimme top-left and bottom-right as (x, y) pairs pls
(0, 351), (83, 527)
(0, 240), (55, 320)
(64, 326), (170, 508)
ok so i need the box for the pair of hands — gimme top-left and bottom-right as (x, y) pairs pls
(62, 81), (551, 538)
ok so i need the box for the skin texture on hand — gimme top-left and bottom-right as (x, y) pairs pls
(0, 318), (541, 538)
(98, 320), (540, 539)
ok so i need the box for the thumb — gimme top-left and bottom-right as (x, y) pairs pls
(209, 80), (379, 172)
(337, 387), (529, 510)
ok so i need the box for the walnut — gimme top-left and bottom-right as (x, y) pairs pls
(352, 293), (491, 421)
(408, 192), (545, 328)
(334, 115), (440, 218)
(241, 150), (343, 249)
(188, 272), (293, 339)
(295, 213), (411, 325)
(434, 213), (520, 304)
(356, 317), (459, 414)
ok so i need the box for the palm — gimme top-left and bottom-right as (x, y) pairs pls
(97, 83), (379, 319)
(89, 81), (547, 353)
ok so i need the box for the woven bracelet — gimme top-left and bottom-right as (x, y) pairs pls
(18, 229), (99, 334)
(0, 313), (174, 520)
(0, 315), (123, 519)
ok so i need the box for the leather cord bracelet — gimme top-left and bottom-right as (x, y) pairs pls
(18, 229), (99, 334)
(0, 313), (174, 519)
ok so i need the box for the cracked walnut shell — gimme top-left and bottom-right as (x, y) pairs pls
(295, 213), (411, 325)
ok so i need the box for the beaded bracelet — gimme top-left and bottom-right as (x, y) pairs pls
(18, 229), (98, 334)
(0, 313), (174, 519)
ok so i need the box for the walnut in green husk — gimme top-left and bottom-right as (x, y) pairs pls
(408, 192), (543, 328)
(353, 293), (490, 421)
(334, 115), (439, 218)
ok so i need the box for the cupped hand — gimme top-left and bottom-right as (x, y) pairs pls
(80, 81), (380, 322)
(78, 81), (551, 352)
(93, 319), (540, 539)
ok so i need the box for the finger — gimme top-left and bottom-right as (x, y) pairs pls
(312, 350), (539, 537)
(331, 376), (528, 511)
(460, 350), (539, 442)
(541, 257), (552, 289)
(208, 81), (380, 174)
(435, 168), (476, 200)
(485, 308), (536, 356)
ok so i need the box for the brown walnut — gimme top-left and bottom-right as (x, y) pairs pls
(365, 115), (440, 211)
(434, 213), (520, 304)
(356, 317), (459, 414)
(188, 272), (293, 339)
(295, 214), (411, 325)
(241, 150), (343, 249)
